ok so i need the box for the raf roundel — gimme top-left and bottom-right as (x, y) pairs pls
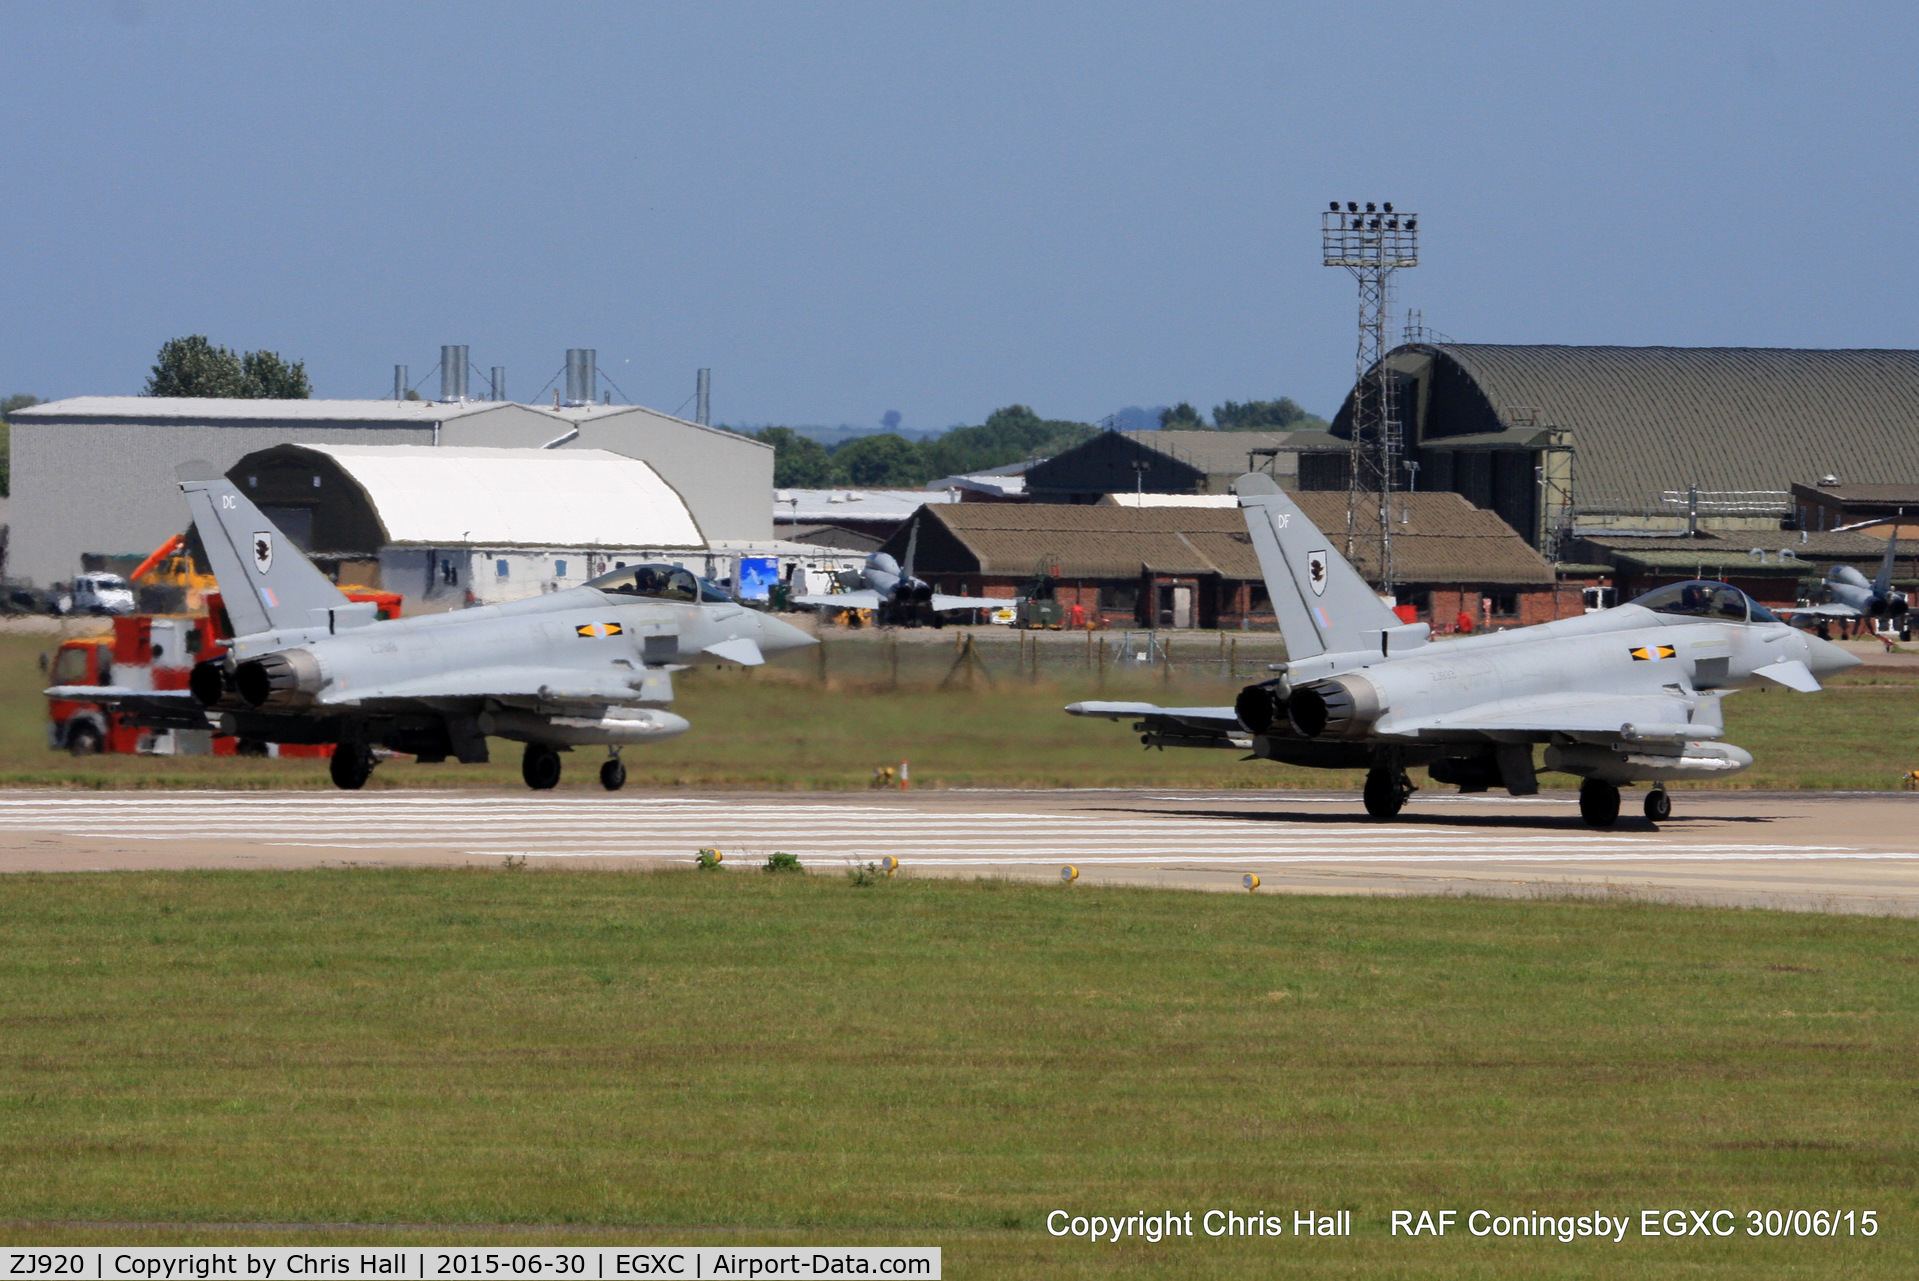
(251, 531), (273, 574)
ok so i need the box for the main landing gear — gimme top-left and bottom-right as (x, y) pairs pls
(1577, 779), (1670, 826)
(1578, 778), (1621, 827)
(600, 750), (627, 792)
(330, 743), (375, 791)
(1362, 765), (1416, 818)
(522, 742), (563, 791)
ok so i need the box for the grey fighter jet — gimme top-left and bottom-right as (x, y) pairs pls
(792, 522), (1003, 626)
(1066, 473), (1858, 826)
(1776, 535), (1908, 635)
(45, 463), (814, 791)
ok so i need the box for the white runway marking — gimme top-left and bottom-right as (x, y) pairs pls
(2, 792), (1912, 869)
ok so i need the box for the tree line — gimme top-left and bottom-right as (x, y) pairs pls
(733, 396), (1327, 488)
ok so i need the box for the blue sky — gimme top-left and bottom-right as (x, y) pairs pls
(3, 1), (1916, 429)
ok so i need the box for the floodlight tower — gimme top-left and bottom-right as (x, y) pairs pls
(1322, 201), (1418, 592)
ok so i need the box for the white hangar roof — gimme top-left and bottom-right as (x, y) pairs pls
(293, 444), (705, 549)
(14, 395), (529, 424)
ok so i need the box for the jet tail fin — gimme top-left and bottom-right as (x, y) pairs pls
(1873, 533), (1898, 596)
(176, 461), (351, 638)
(1232, 473), (1405, 661)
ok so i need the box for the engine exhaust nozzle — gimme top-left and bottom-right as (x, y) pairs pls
(1285, 674), (1382, 740)
(234, 649), (324, 710)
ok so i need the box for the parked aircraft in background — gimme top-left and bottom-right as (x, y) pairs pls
(45, 463), (814, 791)
(1776, 535), (1909, 636)
(1067, 473), (1858, 826)
(793, 523), (1004, 626)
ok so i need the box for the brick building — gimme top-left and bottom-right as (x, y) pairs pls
(877, 491), (1567, 631)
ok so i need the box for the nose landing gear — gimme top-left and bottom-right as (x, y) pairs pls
(600, 749), (627, 792)
(1643, 788), (1671, 822)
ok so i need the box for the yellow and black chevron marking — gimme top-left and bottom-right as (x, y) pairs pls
(1629, 644), (1676, 661)
(575, 622), (625, 638)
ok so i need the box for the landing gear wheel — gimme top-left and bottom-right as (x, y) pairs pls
(67, 723), (103, 757)
(1579, 778), (1621, 827)
(1363, 766), (1408, 819)
(329, 744), (374, 790)
(599, 757), (627, 791)
(1643, 788), (1671, 822)
(522, 742), (563, 791)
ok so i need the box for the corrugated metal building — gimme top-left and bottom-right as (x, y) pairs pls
(881, 492), (1567, 630)
(7, 396), (772, 585)
(1024, 430), (1299, 502)
(1297, 345), (1919, 550)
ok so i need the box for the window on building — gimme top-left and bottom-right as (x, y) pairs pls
(554, 560), (568, 578)
(496, 559), (510, 579)
(440, 558), (458, 586)
(1489, 592), (1519, 617)
(1107, 583), (1139, 611)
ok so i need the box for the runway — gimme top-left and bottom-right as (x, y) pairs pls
(4, 787), (1919, 914)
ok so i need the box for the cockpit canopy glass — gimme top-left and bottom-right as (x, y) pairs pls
(586, 563), (732, 604)
(1627, 579), (1774, 623)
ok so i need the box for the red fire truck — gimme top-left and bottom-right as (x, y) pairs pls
(46, 589), (402, 757)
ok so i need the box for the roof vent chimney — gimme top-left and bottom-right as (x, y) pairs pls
(490, 366), (506, 402)
(439, 346), (469, 402)
(564, 349), (597, 406)
(393, 365), (408, 400)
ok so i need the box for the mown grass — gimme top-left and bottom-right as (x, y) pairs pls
(0, 869), (1911, 1278)
(5, 632), (1918, 791)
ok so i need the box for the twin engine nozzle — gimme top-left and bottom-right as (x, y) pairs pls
(1233, 673), (1385, 740)
(190, 648), (324, 710)
(1284, 674), (1384, 740)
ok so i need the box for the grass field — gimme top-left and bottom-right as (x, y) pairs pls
(0, 867), (1911, 1277)
(5, 630), (1919, 792)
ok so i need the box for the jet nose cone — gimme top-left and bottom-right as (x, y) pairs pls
(1805, 633), (1863, 679)
(755, 612), (818, 654)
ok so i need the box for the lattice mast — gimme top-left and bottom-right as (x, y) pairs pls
(1322, 202), (1418, 592)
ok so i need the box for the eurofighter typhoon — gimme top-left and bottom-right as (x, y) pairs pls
(45, 463), (814, 790)
(1067, 473), (1859, 825)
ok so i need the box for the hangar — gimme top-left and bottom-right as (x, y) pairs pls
(1023, 430), (1299, 503)
(880, 491), (1566, 631)
(1299, 345), (1919, 550)
(224, 444), (706, 608)
(7, 395), (772, 586)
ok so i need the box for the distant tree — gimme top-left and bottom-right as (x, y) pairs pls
(830, 432), (925, 487)
(241, 349), (312, 398)
(748, 426), (834, 487)
(920, 404), (1093, 479)
(1158, 402), (1204, 428)
(881, 410), (902, 432)
(146, 335), (310, 398)
(0, 393), (40, 499)
(1211, 397), (1325, 432)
